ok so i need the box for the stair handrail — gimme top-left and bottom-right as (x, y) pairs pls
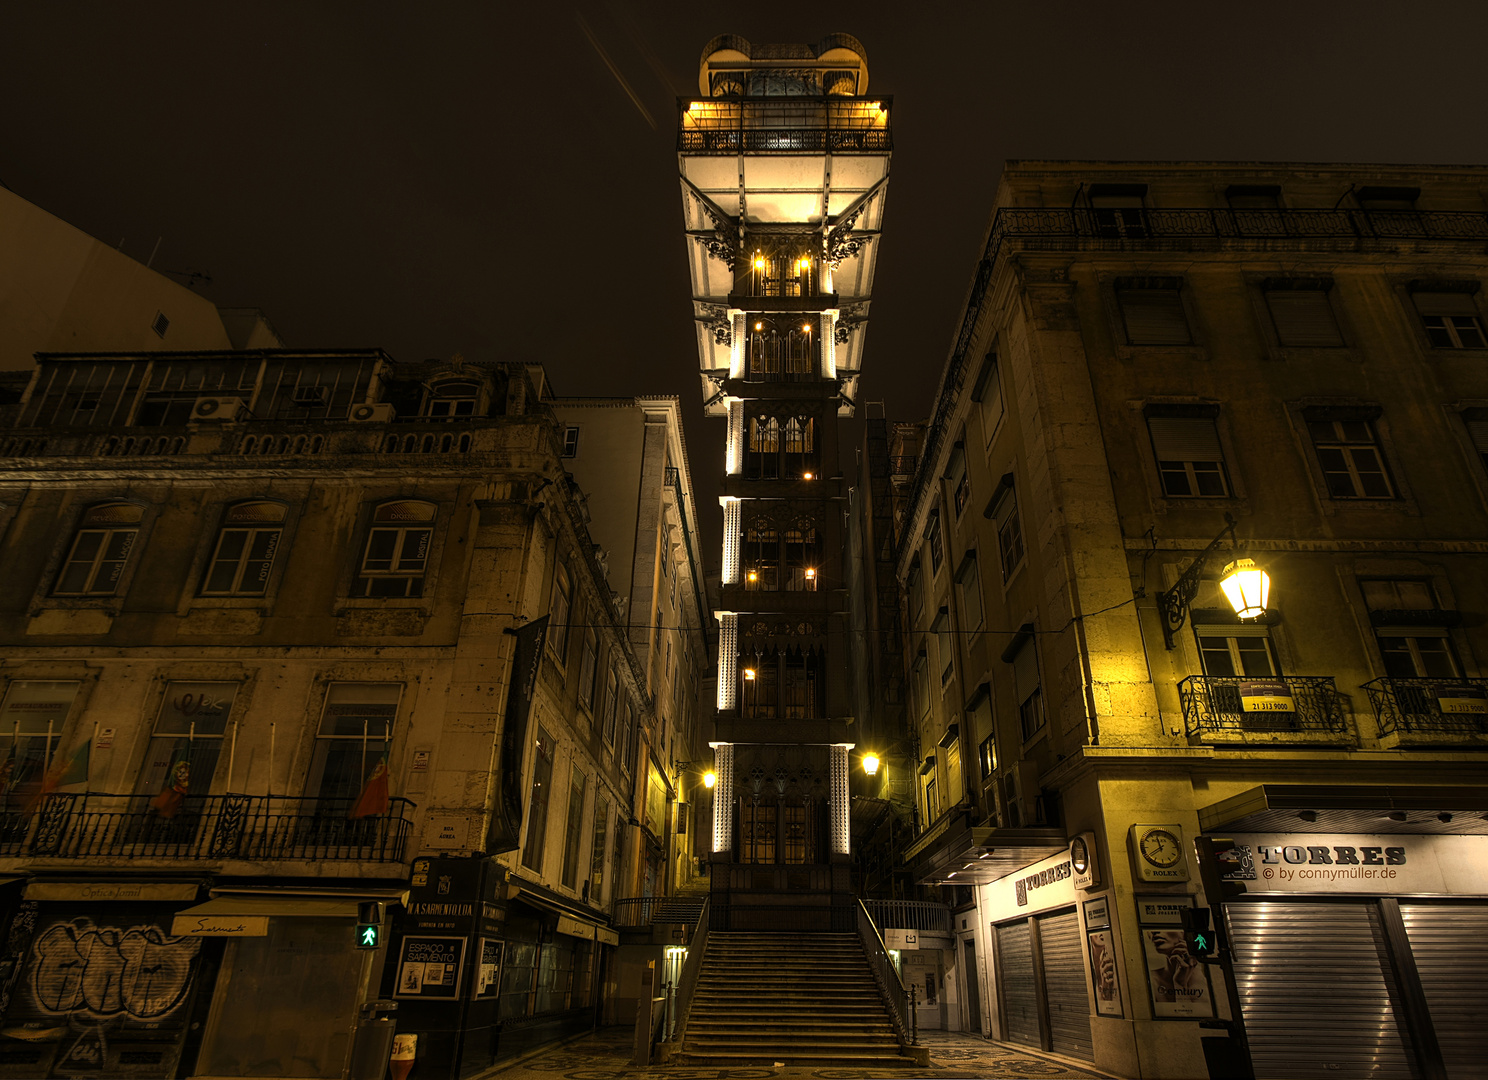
(855, 897), (912, 1046)
(663, 895), (710, 1048)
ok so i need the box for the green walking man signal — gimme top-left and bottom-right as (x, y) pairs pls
(356, 923), (381, 949)
(1179, 906), (1218, 961)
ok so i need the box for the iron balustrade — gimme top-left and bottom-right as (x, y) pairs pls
(857, 899), (913, 1047)
(0, 793), (414, 861)
(1362, 676), (1488, 736)
(1178, 675), (1349, 738)
(862, 898), (952, 933)
(666, 898), (710, 1047)
(678, 130), (892, 154)
(612, 896), (705, 928)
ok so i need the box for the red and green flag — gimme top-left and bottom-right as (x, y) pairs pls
(350, 754), (391, 820)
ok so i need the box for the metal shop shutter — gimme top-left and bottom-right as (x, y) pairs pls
(1401, 902), (1488, 1079)
(1037, 908), (1094, 1061)
(996, 919), (1039, 1048)
(1228, 901), (1417, 1080)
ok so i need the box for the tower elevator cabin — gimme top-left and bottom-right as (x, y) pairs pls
(677, 34), (891, 929)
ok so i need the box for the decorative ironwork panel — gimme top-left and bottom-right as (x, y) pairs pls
(1362, 677), (1488, 737)
(717, 614), (738, 709)
(721, 499), (741, 584)
(1177, 675), (1350, 739)
(829, 744), (850, 855)
(712, 743), (735, 854)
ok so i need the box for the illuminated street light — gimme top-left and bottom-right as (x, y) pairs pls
(862, 752), (881, 776)
(1220, 558), (1270, 619)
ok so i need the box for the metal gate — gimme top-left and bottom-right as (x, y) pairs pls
(1036, 908), (1094, 1061)
(1400, 902), (1488, 1080)
(995, 919), (1039, 1047)
(1227, 901), (1417, 1080)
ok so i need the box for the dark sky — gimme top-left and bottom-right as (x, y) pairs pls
(5, 1), (1488, 565)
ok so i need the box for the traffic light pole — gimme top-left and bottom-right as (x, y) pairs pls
(1192, 836), (1255, 1080)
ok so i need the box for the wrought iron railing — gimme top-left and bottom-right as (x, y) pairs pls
(666, 898), (709, 1047)
(612, 896), (705, 928)
(0, 793), (414, 861)
(863, 899), (952, 933)
(1178, 675), (1349, 738)
(678, 129), (892, 154)
(1362, 677), (1488, 736)
(857, 899), (913, 1047)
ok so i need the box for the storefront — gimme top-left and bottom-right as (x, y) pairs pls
(980, 848), (1095, 1062)
(1215, 831), (1488, 1080)
(0, 879), (213, 1079)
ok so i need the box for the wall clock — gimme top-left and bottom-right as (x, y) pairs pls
(1129, 823), (1189, 882)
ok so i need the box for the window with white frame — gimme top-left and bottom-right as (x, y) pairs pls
(1463, 410), (1488, 476)
(54, 502), (144, 596)
(521, 726), (555, 872)
(934, 608), (954, 686)
(1304, 412), (1395, 499)
(1412, 289), (1486, 349)
(972, 352), (1004, 445)
(927, 510), (944, 573)
(590, 794), (609, 902)
(1146, 408), (1231, 498)
(561, 426), (580, 457)
(560, 766), (588, 889)
(577, 629), (598, 711)
(354, 500), (436, 597)
(1009, 637), (1044, 742)
(601, 668), (619, 744)
(548, 564), (572, 663)
(987, 478), (1024, 581)
(1264, 279), (1344, 347)
(425, 379), (480, 419)
(135, 681), (237, 799)
(0, 680), (80, 793)
(306, 682), (401, 805)
(1115, 276), (1190, 345)
(1361, 579), (1462, 679)
(201, 501), (286, 596)
(957, 553), (983, 632)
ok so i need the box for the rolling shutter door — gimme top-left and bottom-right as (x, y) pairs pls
(1037, 908), (1094, 1061)
(1228, 901), (1417, 1080)
(1265, 290), (1344, 346)
(996, 919), (1039, 1048)
(1400, 902), (1488, 1079)
(1117, 289), (1191, 345)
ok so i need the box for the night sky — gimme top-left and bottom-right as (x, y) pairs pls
(5, 2), (1488, 565)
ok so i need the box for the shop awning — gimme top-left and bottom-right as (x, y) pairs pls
(25, 881), (200, 902)
(171, 896), (358, 937)
(1199, 784), (1488, 836)
(511, 888), (609, 942)
(909, 818), (1068, 887)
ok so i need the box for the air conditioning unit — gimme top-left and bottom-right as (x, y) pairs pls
(192, 396), (247, 422)
(349, 403), (396, 423)
(292, 385), (329, 405)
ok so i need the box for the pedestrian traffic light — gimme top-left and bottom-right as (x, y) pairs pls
(356, 923), (381, 949)
(1180, 906), (1217, 961)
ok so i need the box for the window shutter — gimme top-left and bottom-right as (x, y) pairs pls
(1148, 417), (1223, 462)
(1117, 289), (1191, 345)
(1412, 292), (1479, 317)
(1465, 419), (1488, 455)
(1266, 291), (1343, 346)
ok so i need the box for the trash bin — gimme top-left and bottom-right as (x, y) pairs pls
(348, 1000), (398, 1080)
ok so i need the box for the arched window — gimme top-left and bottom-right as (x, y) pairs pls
(783, 528), (820, 591)
(746, 417), (780, 479)
(202, 501), (288, 596)
(783, 647), (821, 718)
(782, 417), (817, 477)
(739, 650), (778, 720)
(785, 326), (814, 377)
(738, 797), (777, 864)
(424, 380), (480, 420)
(53, 502), (145, 596)
(744, 528), (779, 591)
(354, 500), (437, 598)
(747, 324), (781, 380)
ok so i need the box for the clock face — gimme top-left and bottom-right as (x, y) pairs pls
(1139, 828), (1183, 868)
(1070, 837), (1089, 874)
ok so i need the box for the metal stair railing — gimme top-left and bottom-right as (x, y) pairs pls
(855, 898), (913, 1047)
(663, 897), (709, 1050)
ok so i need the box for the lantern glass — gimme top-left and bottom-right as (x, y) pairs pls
(862, 753), (881, 776)
(1220, 558), (1270, 619)
(703, 770), (716, 789)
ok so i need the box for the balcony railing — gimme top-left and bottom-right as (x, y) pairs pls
(613, 896), (705, 928)
(0, 793), (414, 862)
(1362, 677), (1488, 737)
(863, 898), (952, 934)
(678, 129), (891, 154)
(1178, 675), (1350, 738)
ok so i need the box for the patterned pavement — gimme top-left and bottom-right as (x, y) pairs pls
(485, 1027), (1111, 1080)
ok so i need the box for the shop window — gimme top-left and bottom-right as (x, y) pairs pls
(354, 500), (436, 597)
(53, 502), (144, 596)
(957, 553), (983, 631)
(424, 379), (480, 419)
(306, 683), (401, 806)
(0, 680), (80, 794)
(987, 478), (1025, 580)
(1146, 408), (1231, 497)
(601, 668), (619, 744)
(135, 681), (237, 802)
(971, 352), (1004, 445)
(1115, 276), (1190, 345)
(1264, 280), (1344, 347)
(577, 629), (598, 711)
(1304, 413), (1395, 499)
(1412, 289), (1486, 349)
(521, 727), (556, 873)
(201, 500), (286, 596)
(548, 564), (572, 663)
(560, 768), (587, 890)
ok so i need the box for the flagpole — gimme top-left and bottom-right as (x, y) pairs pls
(361, 718), (368, 801)
(91, 723), (97, 790)
(229, 720), (238, 791)
(269, 723), (276, 798)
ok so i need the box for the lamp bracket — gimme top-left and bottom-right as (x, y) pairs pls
(1156, 513), (1239, 650)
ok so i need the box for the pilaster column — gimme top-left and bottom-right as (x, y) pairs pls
(829, 743), (853, 856)
(710, 742), (734, 853)
(716, 613), (737, 708)
(720, 498), (741, 584)
(725, 401), (744, 476)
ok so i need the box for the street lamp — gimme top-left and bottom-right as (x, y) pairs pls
(703, 770), (716, 789)
(862, 753), (881, 777)
(1157, 513), (1273, 649)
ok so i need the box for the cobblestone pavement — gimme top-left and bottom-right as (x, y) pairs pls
(484, 1027), (1111, 1080)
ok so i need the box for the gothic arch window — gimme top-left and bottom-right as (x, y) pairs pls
(782, 416), (817, 477)
(745, 527), (779, 590)
(747, 416), (780, 479)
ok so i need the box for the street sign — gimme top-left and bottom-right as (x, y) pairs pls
(356, 923), (381, 949)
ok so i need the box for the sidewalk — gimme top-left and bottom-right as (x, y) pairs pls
(485, 1026), (1112, 1079)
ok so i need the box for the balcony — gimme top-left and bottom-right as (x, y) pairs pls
(0, 793), (414, 863)
(678, 99), (892, 156)
(1362, 677), (1488, 747)
(1178, 675), (1355, 746)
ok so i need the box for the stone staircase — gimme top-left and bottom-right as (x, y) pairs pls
(678, 930), (912, 1066)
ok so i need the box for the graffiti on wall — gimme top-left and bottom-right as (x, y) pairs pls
(29, 918), (199, 1020)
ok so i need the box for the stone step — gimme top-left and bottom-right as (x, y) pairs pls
(678, 1047), (911, 1066)
(688, 1021), (896, 1035)
(686, 1034), (900, 1049)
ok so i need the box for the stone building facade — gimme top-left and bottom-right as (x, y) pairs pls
(893, 163), (1488, 1079)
